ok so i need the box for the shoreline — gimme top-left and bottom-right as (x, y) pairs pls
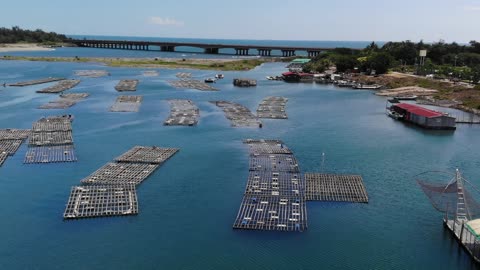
(0, 44), (56, 53)
(0, 55), (282, 71)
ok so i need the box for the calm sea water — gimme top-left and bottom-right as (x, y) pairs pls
(0, 44), (480, 269)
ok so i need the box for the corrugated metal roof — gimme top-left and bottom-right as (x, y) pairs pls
(394, 103), (443, 118)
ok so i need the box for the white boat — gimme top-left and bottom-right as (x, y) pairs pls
(204, 78), (216, 83)
(215, 74), (224, 79)
(387, 110), (403, 120)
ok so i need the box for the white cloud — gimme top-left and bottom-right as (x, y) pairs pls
(148, 16), (184, 26)
(464, 5), (480, 11)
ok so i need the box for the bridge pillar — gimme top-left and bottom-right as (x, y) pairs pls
(282, 50), (295, 57)
(258, 49), (272, 57)
(205, 48), (219, 54)
(161, 46), (175, 52)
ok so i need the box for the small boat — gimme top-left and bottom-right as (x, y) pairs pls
(387, 110), (403, 120)
(354, 84), (382, 90)
(393, 95), (418, 101)
(204, 78), (216, 83)
(215, 74), (224, 79)
(266, 76), (274, 80)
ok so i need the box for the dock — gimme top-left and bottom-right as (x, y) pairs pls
(211, 101), (262, 127)
(64, 145), (179, 219)
(110, 95), (143, 112)
(233, 140), (307, 232)
(24, 116), (77, 164)
(257, 97), (288, 119)
(143, 70), (159, 77)
(36, 79), (80, 94)
(0, 128), (30, 167)
(38, 93), (89, 109)
(169, 79), (218, 91)
(304, 173), (369, 203)
(74, 70), (110, 77)
(8, 77), (65, 87)
(115, 80), (139, 92)
(64, 185), (138, 219)
(164, 99), (199, 126)
(233, 78), (257, 87)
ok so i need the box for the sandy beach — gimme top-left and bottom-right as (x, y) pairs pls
(0, 44), (55, 53)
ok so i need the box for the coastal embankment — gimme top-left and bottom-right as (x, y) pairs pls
(0, 44), (56, 52)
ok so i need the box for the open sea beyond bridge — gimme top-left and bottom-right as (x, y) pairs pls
(1, 57), (480, 269)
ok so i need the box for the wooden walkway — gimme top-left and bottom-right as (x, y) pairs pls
(305, 173), (368, 203)
(257, 97), (288, 119)
(39, 93), (89, 109)
(211, 101), (261, 127)
(115, 80), (139, 92)
(36, 79), (80, 94)
(64, 185), (138, 219)
(233, 140), (307, 232)
(8, 77), (65, 87)
(445, 219), (480, 263)
(0, 152), (8, 167)
(164, 99), (199, 126)
(25, 116), (77, 164)
(110, 95), (143, 112)
(0, 129), (31, 140)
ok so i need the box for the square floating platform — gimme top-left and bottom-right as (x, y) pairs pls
(29, 130), (73, 146)
(24, 145), (77, 164)
(305, 173), (369, 203)
(0, 140), (23, 154)
(245, 171), (304, 197)
(110, 95), (143, 112)
(115, 146), (179, 164)
(32, 117), (72, 132)
(81, 162), (160, 185)
(233, 195), (307, 232)
(64, 185), (138, 219)
(243, 139), (292, 155)
(249, 154), (300, 173)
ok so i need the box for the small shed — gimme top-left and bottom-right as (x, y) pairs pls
(391, 103), (456, 130)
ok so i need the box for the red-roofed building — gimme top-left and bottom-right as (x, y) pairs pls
(390, 103), (456, 130)
(282, 72), (314, 82)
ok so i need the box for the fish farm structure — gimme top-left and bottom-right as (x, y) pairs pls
(169, 79), (218, 91)
(233, 78), (257, 87)
(115, 80), (139, 92)
(110, 95), (143, 112)
(164, 99), (199, 126)
(418, 169), (480, 264)
(234, 139), (369, 232)
(36, 79), (81, 94)
(38, 93), (89, 109)
(257, 97), (288, 119)
(388, 103), (456, 130)
(211, 101), (262, 128)
(24, 116), (77, 164)
(0, 129), (30, 167)
(74, 70), (110, 78)
(8, 77), (65, 87)
(64, 146), (179, 219)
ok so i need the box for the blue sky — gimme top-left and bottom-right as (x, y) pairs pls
(1, 0), (479, 42)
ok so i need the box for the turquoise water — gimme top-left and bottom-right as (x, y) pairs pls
(1, 59), (480, 269)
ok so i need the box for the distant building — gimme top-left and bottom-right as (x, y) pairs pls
(282, 72), (314, 82)
(390, 103), (456, 130)
(286, 59), (311, 72)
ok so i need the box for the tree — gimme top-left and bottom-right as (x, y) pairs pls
(332, 55), (358, 72)
(361, 52), (394, 74)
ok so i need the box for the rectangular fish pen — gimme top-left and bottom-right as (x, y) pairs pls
(110, 95), (143, 112)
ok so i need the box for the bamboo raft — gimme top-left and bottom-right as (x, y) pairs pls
(115, 80), (139, 92)
(0, 129), (31, 140)
(164, 99), (199, 126)
(81, 163), (160, 185)
(25, 116), (77, 164)
(64, 185), (138, 219)
(169, 79), (218, 91)
(176, 72), (192, 79)
(304, 173), (369, 203)
(233, 140), (307, 232)
(143, 70), (159, 77)
(257, 97), (288, 119)
(211, 101), (262, 127)
(110, 95), (143, 112)
(74, 70), (110, 78)
(36, 79), (80, 94)
(24, 145), (77, 163)
(0, 129), (31, 166)
(8, 77), (65, 87)
(114, 146), (179, 164)
(38, 93), (89, 109)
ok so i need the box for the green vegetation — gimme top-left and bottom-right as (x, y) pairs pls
(306, 40), (480, 83)
(0, 26), (71, 44)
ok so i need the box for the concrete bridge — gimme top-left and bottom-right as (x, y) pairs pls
(71, 39), (358, 57)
